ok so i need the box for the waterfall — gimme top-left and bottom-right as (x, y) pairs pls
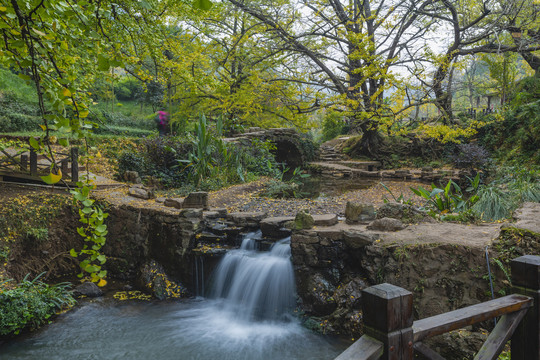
(209, 232), (296, 322)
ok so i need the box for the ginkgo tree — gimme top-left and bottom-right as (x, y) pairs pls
(0, 0), (207, 284)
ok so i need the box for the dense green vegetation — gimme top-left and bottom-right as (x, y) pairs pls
(0, 275), (75, 337)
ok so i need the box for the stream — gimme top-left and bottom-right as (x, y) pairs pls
(1, 234), (348, 360)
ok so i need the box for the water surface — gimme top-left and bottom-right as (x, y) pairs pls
(2, 299), (346, 360)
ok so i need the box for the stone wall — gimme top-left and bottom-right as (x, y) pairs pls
(291, 228), (503, 338)
(102, 203), (203, 289)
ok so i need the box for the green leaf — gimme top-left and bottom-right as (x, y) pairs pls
(82, 199), (94, 207)
(29, 137), (40, 150)
(95, 224), (107, 233)
(97, 54), (110, 71)
(193, 0), (212, 10)
(58, 138), (69, 147)
(41, 171), (62, 184)
(77, 227), (86, 237)
(70, 248), (78, 257)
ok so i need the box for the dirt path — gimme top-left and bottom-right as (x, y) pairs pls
(209, 178), (424, 216)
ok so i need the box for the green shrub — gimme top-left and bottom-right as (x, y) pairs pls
(117, 151), (148, 177)
(0, 275), (75, 336)
(471, 186), (513, 221)
(321, 111), (348, 142)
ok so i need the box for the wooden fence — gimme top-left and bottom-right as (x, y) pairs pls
(0, 142), (79, 183)
(334, 255), (540, 360)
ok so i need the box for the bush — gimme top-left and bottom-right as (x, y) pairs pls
(117, 151), (148, 177)
(0, 275), (75, 336)
(0, 93), (42, 132)
(321, 111), (348, 142)
(451, 143), (491, 170)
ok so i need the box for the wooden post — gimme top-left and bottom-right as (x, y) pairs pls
(20, 154), (28, 171)
(29, 149), (37, 176)
(61, 158), (69, 177)
(511, 255), (540, 360)
(71, 147), (79, 182)
(362, 283), (414, 360)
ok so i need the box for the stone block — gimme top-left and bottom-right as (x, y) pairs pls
(292, 232), (319, 245)
(345, 201), (375, 224)
(164, 198), (184, 209)
(182, 192), (209, 210)
(295, 210), (314, 230)
(343, 230), (376, 248)
(179, 208), (203, 219)
(313, 214), (338, 226)
(228, 211), (267, 226)
(128, 186), (154, 200)
(367, 217), (406, 232)
(260, 216), (295, 238)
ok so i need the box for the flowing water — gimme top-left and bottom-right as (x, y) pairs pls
(1, 233), (347, 360)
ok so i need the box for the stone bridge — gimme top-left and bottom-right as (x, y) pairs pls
(225, 127), (316, 168)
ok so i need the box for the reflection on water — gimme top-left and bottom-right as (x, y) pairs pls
(1, 299), (347, 360)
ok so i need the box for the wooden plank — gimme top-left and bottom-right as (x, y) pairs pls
(413, 342), (446, 360)
(413, 295), (532, 342)
(474, 309), (528, 360)
(334, 335), (383, 360)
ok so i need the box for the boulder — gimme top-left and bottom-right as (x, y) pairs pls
(203, 208), (227, 219)
(295, 210), (314, 230)
(313, 214), (338, 226)
(345, 202), (375, 224)
(367, 217), (406, 231)
(228, 211), (267, 227)
(343, 230), (377, 248)
(138, 260), (189, 300)
(260, 216), (295, 238)
(123, 170), (142, 184)
(376, 202), (427, 223)
(73, 282), (103, 298)
(164, 198), (184, 209)
(128, 186), (154, 200)
(182, 192), (209, 210)
(179, 208), (203, 219)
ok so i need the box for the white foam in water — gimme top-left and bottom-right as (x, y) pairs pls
(210, 234), (295, 321)
(0, 233), (346, 359)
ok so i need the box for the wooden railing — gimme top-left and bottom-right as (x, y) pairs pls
(334, 255), (540, 360)
(0, 141), (78, 183)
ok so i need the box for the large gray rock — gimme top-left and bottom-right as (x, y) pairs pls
(376, 202), (427, 223)
(182, 192), (209, 210)
(295, 211), (314, 230)
(260, 216), (295, 238)
(228, 211), (267, 227)
(138, 260), (188, 300)
(367, 217), (406, 232)
(124, 170), (142, 184)
(343, 230), (377, 248)
(312, 214), (338, 226)
(345, 202), (375, 224)
(128, 186), (154, 200)
(164, 198), (184, 209)
(73, 282), (103, 298)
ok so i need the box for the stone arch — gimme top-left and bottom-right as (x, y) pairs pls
(272, 138), (303, 168)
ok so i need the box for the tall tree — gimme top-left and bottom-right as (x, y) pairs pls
(225, 0), (436, 156)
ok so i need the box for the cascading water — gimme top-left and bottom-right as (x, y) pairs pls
(209, 232), (296, 321)
(1, 232), (346, 360)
